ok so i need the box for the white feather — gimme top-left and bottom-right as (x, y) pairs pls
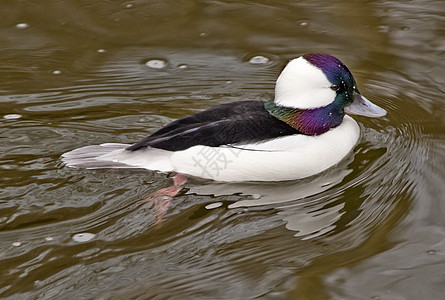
(62, 116), (359, 182)
(62, 143), (174, 172)
(170, 116), (360, 181)
(275, 56), (335, 109)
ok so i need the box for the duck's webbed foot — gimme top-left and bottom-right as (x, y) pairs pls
(143, 173), (188, 225)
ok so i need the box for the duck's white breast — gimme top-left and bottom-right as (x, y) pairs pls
(171, 116), (360, 182)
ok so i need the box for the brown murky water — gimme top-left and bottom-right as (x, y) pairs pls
(1, 1), (444, 299)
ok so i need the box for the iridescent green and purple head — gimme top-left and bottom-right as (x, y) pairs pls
(268, 53), (386, 135)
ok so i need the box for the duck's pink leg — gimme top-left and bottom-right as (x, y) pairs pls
(173, 172), (188, 186)
(144, 173), (188, 224)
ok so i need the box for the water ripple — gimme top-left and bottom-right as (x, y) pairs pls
(1, 1), (444, 297)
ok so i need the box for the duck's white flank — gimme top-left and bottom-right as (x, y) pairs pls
(62, 116), (360, 182)
(274, 57), (336, 109)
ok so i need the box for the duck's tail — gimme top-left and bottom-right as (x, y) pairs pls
(61, 143), (134, 169)
(61, 143), (174, 171)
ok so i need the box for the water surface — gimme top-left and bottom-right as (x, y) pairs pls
(1, 1), (444, 299)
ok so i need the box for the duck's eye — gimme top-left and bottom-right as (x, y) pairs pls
(330, 84), (340, 91)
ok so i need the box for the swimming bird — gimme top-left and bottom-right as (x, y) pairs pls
(62, 53), (386, 182)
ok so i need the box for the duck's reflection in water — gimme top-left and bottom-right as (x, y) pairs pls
(188, 168), (352, 239)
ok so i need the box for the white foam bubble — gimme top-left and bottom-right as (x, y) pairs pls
(3, 114), (22, 120)
(72, 232), (96, 242)
(205, 202), (223, 210)
(16, 23), (29, 29)
(249, 55), (269, 64)
(145, 59), (167, 69)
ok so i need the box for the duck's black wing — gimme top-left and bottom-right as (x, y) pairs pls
(126, 101), (300, 152)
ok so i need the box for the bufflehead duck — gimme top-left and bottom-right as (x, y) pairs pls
(62, 53), (386, 182)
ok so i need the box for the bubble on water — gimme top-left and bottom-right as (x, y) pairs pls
(145, 59), (167, 69)
(124, 2), (134, 8)
(12, 242), (22, 247)
(45, 237), (54, 241)
(226, 80), (232, 84)
(400, 25), (410, 31)
(72, 233), (96, 242)
(200, 32), (208, 37)
(3, 114), (22, 120)
(178, 64), (188, 69)
(16, 23), (29, 29)
(427, 249), (436, 255)
(205, 202), (223, 210)
(298, 21), (308, 26)
(378, 25), (389, 33)
(52, 70), (62, 75)
(97, 49), (106, 53)
(249, 55), (269, 64)
(251, 194), (262, 200)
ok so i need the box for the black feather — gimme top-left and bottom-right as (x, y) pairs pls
(126, 101), (301, 151)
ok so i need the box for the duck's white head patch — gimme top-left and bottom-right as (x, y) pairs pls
(274, 56), (335, 109)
